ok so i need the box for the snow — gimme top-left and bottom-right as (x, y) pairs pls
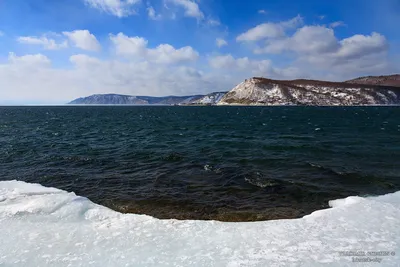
(194, 93), (226, 104)
(0, 180), (399, 266)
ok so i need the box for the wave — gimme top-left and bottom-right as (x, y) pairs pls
(0, 180), (399, 266)
(244, 172), (280, 188)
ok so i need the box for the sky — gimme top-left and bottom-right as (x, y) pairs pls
(0, 0), (399, 104)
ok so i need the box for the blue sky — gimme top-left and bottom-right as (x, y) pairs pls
(0, 0), (399, 104)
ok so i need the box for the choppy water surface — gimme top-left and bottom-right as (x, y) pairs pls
(1, 106), (399, 221)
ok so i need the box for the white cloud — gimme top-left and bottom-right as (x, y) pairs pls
(286, 26), (339, 54)
(167, 0), (204, 19)
(70, 54), (103, 67)
(236, 15), (303, 42)
(110, 33), (199, 64)
(63, 30), (101, 51)
(258, 10), (267, 14)
(0, 31), (4, 37)
(237, 23), (285, 41)
(0, 52), (236, 104)
(257, 26), (387, 60)
(209, 54), (271, 73)
(147, 6), (162, 20)
(254, 24), (390, 79)
(149, 44), (199, 64)
(17, 35), (68, 50)
(110, 34), (148, 55)
(208, 54), (305, 80)
(279, 15), (303, 29)
(83, 0), (140, 17)
(337, 32), (388, 60)
(17, 30), (101, 52)
(330, 21), (346, 28)
(216, 38), (227, 48)
(8, 52), (51, 68)
(208, 54), (235, 69)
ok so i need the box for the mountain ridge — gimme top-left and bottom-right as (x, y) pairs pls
(218, 77), (400, 106)
(345, 74), (400, 87)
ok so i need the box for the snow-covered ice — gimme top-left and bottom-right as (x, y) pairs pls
(0, 180), (399, 266)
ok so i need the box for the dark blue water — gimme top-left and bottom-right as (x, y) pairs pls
(0, 106), (399, 221)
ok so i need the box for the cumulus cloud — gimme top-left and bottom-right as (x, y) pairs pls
(63, 30), (101, 51)
(233, 13), (395, 81)
(253, 24), (390, 79)
(110, 33), (199, 64)
(236, 15), (303, 42)
(167, 0), (204, 19)
(257, 26), (339, 54)
(257, 26), (388, 60)
(209, 54), (270, 72)
(8, 52), (51, 67)
(83, 0), (140, 17)
(216, 38), (227, 48)
(337, 32), (388, 59)
(17, 31), (100, 52)
(0, 53), (69, 104)
(17, 35), (68, 50)
(258, 10), (267, 14)
(208, 54), (305, 80)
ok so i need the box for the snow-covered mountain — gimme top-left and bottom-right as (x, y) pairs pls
(217, 77), (400, 106)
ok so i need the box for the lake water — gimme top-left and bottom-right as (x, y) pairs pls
(0, 106), (399, 221)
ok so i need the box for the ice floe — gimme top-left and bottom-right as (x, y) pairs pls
(0, 180), (399, 266)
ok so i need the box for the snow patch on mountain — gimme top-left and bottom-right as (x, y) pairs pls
(190, 92), (227, 105)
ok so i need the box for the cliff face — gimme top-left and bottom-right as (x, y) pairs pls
(217, 77), (400, 106)
(188, 92), (227, 105)
(346, 75), (400, 87)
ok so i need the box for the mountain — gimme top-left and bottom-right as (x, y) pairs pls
(68, 94), (204, 105)
(345, 74), (400, 87)
(217, 77), (400, 106)
(69, 94), (147, 105)
(68, 92), (228, 105)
